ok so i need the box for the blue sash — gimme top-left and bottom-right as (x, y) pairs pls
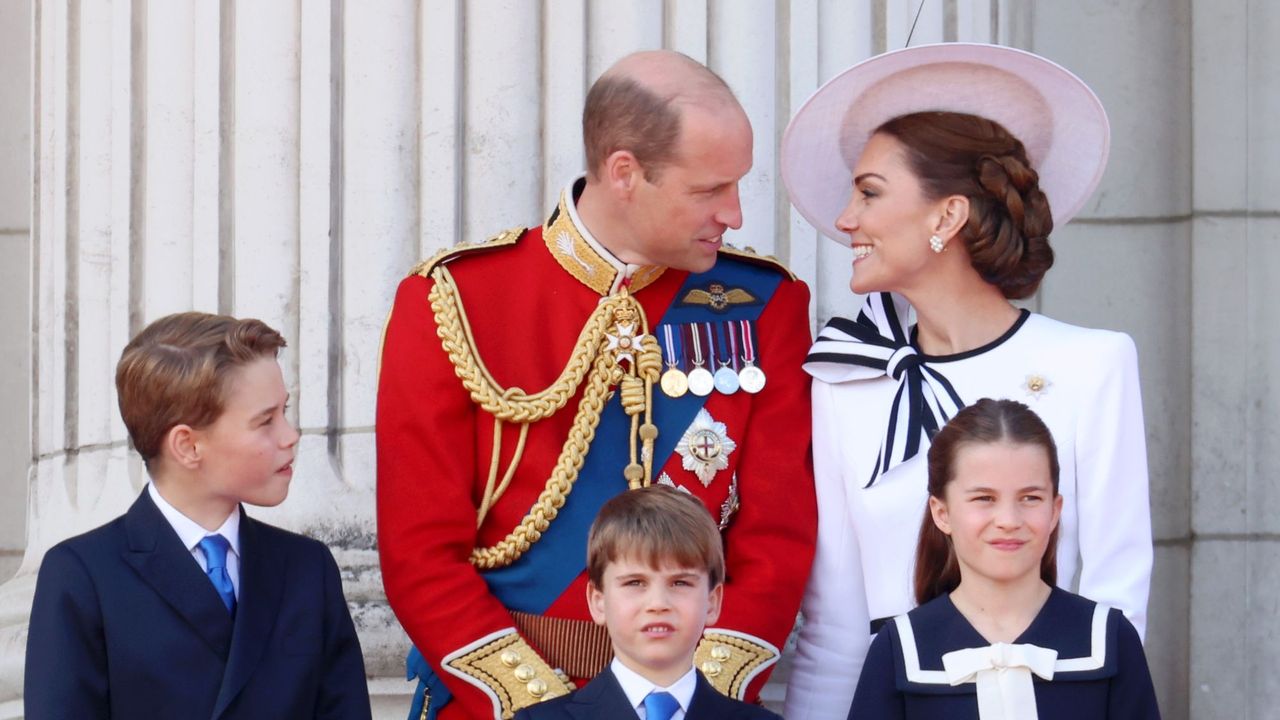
(482, 255), (784, 611)
(404, 256), (784, 719)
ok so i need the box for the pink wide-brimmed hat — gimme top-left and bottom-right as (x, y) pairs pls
(781, 42), (1110, 245)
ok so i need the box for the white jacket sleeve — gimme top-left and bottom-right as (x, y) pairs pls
(1074, 332), (1152, 638)
(784, 381), (872, 720)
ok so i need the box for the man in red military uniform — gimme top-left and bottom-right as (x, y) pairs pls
(377, 50), (816, 719)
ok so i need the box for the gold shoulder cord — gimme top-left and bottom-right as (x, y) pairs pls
(428, 265), (663, 569)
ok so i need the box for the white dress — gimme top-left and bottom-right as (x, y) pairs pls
(783, 295), (1153, 720)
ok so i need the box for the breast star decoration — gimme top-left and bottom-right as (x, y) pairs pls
(675, 408), (737, 486)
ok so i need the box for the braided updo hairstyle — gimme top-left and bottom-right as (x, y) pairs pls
(876, 111), (1055, 299)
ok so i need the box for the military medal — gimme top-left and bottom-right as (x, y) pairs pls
(711, 322), (739, 395)
(659, 325), (689, 398)
(737, 319), (766, 394)
(675, 409), (737, 486)
(686, 324), (715, 397)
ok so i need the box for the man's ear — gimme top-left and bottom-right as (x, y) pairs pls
(601, 149), (642, 197)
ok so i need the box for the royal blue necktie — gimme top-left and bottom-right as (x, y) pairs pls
(644, 691), (680, 720)
(198, 535), (237, 615)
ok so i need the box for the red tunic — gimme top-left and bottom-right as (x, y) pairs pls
(377, 201), (816, 719)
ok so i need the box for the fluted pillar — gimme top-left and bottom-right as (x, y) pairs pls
(0, 2), (1212, 717)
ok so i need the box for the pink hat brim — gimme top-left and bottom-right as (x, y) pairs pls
(782, 43), (1110, 246)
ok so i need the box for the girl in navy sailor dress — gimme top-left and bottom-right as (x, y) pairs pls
(847, 399), (1160, 719)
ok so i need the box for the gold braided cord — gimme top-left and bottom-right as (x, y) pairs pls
(475, 418), (530, 529)
(428, 265), (663, 569)
(430, 266), (606, 423)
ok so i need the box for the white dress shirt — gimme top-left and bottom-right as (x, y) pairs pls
(610, 658), (697, 720)
(148, 483), (242, 598)
(785, 313), (1152, 720)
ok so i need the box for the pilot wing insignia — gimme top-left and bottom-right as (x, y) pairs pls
(679, 282), (759, 313)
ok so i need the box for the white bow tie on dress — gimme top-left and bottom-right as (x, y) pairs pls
(942, 642), (1058, 720)
(803, 292), (965, 486)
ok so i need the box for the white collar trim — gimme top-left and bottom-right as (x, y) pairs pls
(147, 482), (241, 557)
(895, 603), (1110, 684)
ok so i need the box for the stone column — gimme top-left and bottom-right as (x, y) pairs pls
(0, 1), (1219, 717)
(1189, 1), (1280, 717)
(0, 1), (32, 588)
(1031, 3), (1193, 717)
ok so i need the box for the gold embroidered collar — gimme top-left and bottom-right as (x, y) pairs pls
(543, 180), (665, 296)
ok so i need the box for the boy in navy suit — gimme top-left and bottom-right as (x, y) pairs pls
(515, 485), (781, 720)
(25, 312), (371, 719)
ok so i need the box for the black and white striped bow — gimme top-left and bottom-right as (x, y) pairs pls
(804, 292), (965, 486)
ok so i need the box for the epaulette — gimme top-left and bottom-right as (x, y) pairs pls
(409, 226), (526, 278)
(717, 244), (797, 281)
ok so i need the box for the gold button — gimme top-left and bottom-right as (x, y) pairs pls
(710, 644), (731, 662)
(701, 660), (723, 677)
(527, 678), (548, 698)
(500, 649), (521, 668)
(639, 423), (659, 441)
(514, 663), (536, 682)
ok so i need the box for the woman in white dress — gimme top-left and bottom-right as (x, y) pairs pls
(779, 43), (1153, 720)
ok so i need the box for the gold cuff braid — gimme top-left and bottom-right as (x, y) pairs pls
(445, 634), (574, 719)
(694, 632), (779, 700)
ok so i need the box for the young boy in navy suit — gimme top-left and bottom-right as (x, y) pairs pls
(515, 485), (781, 720)
(25, 312), (371, 719)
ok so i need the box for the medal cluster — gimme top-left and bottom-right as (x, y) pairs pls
(658, 319), (767, 398)
(429, 266), (662, 569)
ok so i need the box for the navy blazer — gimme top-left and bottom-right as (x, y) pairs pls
(25, 490), (371, 719)
(513, 667), (781, 720)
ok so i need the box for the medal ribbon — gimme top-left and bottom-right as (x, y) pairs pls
(726, 321), (740, 371)
(662, 324), (680, 369)
(689, 323), (706, 368)
(703, 322), (718, 367)
(739, 319), (757, 366)
(713, 322), (733, 368)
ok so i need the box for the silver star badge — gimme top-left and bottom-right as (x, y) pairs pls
(675, 409), (736, 486)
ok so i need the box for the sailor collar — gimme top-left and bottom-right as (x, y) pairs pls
(890, 588), (1120, 695)
(544, 177), (666, 296)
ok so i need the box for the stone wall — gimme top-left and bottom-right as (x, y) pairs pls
(2, 1), (1278, 718)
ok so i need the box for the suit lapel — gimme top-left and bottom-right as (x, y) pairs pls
(212, 510), (286, 719)
(122, 491), (234, 659)
(567, 669), (639, 720)
(686, 672), (738, 720)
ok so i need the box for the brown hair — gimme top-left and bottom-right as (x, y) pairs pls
(914, 398), (1061, 605)
(582, 54), (734, 182)
(877, 111), (1055, 299)
(115, 312), (286, 467)
(587, 485), (725, 589)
